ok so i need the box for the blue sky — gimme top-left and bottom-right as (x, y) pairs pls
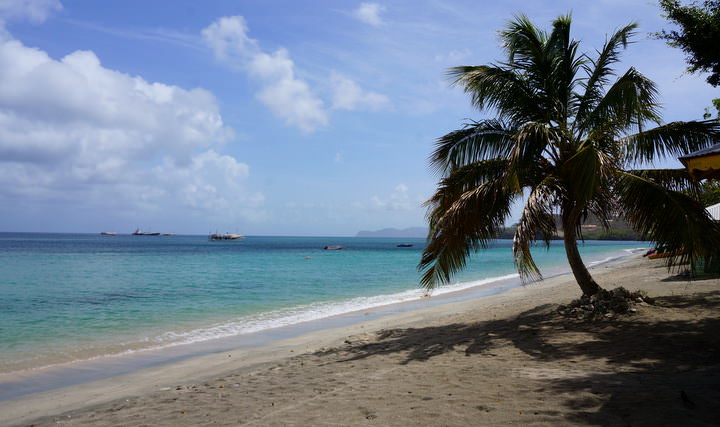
(0, 0), (717, 236)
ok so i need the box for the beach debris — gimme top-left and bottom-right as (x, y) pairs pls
(556, 287), (654, 321)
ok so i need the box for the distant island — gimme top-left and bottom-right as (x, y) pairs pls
(356, 227), (428, 238)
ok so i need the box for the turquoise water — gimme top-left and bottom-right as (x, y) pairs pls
(0, 233), (645, 374)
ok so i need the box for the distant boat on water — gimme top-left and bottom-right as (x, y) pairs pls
(396, 243), (413, 247)
(100, 231), (118, 236)
(209, 233), (244, 241)
(324, 245), (344, 250)
(132, 228), (161, 236)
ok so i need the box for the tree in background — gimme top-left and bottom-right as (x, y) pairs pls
(420, 15), (720, 297)
(703, 98), (720, 119)
(657, 1), (720, 118)
(657, 0), (720, 86)
(697, 180), (720, 205)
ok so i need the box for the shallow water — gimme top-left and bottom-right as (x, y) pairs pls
(0, 233), (645, 375)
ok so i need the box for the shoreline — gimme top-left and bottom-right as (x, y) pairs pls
(0, 247), (641, 403)
(1, 252), (690, 426)
(0, 244), (642, 380)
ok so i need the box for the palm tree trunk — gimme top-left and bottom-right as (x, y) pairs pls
(562, 208), (602, 296)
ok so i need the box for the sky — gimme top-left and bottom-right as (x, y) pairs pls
(0, 0), (717, 236)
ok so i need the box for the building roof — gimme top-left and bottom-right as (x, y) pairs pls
(679, 143), (720, 162)
(707, 202), (720, 221)
(679, 143), (720, 180)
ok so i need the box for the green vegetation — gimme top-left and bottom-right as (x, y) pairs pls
(696, 180), (720, 205)
(657, 0), (720, 87)
(420, 14), (720, 297)
(656, 0), (720, 120)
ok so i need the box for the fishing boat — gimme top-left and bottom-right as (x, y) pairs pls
(209, 233), (244, 241)
(323, 245), (344, 250)
(132, 228), (161, 236)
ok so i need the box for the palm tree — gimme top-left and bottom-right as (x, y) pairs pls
(419, 14), (720, 297)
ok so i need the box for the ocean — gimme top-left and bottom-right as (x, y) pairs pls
(0, 233), (645, 379)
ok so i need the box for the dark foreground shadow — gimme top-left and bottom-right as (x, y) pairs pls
(319, 291), (720, 426)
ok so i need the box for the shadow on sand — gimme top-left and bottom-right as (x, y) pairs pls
(319, 290), (720, 426)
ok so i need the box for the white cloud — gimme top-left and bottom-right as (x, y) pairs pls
(200, 15), (257, 63)
(0, 35), (262, 222)
(153, 150), (265, 219)
(353, 3), (386, 27)
(330, 71), (391, 111)
(359, 184), (415, 211)
(250, 49), (327, 133)
(202, 16), (328, 133)
(0, 0), (61, 24)
(434, 48), (472, 64)
(202, 16), (391, 132)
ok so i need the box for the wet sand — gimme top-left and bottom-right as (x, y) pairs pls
(3, 255), (719, 426)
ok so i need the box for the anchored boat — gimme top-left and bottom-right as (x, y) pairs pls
(209, 233), (244, 241)
(132, 228), (160, 236)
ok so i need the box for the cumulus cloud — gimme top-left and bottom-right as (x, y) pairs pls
(0, 0), (61, 24)
(0, 35), (262, 222)
(153, 150), (265, 220)
(202, 15), (327, 133)
(353, 3), (386, 27)
(330, 72), (391, 111)
(201, 15), (257, 62)
(202, 16), (390, 132)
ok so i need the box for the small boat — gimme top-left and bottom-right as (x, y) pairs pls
(132, 228), (161, 236)
(647, 247), (685, 259)
(323, 245), (344, 250)
(100, 231), (117, 236)
(396, 243), (413, 247)
(209, 233), (244, 241)
(162, 233), (176, 236)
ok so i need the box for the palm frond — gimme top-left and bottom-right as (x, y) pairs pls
(584, 189), (617, 233)
(448, 65), (542, 123)
(580, 67), (661, 138)
(425, 159), (510, 213)
(546, 13), (583, 124)
(622, 120), (720, 165)
(512, 177), (559, 281)
(626, 168), (701, 192)
(500, 14), (547, 67)
(420, 175), (516, 290)
(560, 145), (613, 204)
(617, 171), (720, 269)
(510, 121), (558, 167)
(430, 120), (515, 174)
(574, 23), (638, 128)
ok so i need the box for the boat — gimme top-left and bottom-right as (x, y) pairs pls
(209, 233), (244, 241)
(323, 245), (344, 250)
(648, 250), (684, 260)
(132, 228), (160, 236)
(100, 231), (117, 236)
(396, 243), (413, 247)
(647, 247), (686, 259)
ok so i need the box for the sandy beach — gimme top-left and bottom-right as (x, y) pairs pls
(3, 255), (720, 426)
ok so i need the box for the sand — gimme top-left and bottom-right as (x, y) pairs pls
(3, 255), (720, 426)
